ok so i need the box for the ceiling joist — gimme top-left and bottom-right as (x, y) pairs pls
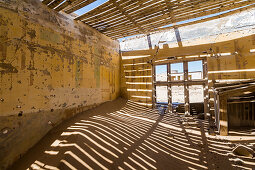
(42, 0), (255, 39)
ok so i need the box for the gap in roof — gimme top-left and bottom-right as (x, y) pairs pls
(162, 3), (255, 29)
(54, 0), (66, 9)
(74, 0), (109, 16)
(118, 34), (145, 42)
(118, 2), (255, 41)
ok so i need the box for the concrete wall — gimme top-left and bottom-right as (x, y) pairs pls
(0, 0), (120, 168)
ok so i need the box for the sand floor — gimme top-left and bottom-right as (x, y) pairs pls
(10, 98), (255, 170)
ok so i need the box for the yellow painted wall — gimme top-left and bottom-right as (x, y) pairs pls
(0, 0), (120, 168)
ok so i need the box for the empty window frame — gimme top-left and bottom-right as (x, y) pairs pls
(171, 62), (184, 81)
(156, 86), (168, 103)
(188, 60), (203, 80)
(153, 59), (207, 114)
(189, 85), (204, 103)
(172, 85), (185, 104)
(155, 64), (167, 82)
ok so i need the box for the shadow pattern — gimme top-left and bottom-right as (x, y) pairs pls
(11, 99), (255, 170)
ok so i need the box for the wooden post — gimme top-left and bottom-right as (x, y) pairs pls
(152, 64), (156, 109)
(219, 95), (228, 136)
(174, 26), (183, 47)
(209, 80), (216, 118)
(203, 59), (209, 120)
(167, 64), (172, 113)
(214, 91), (220, 129)
(183, 61), (190, 115)
(252, 102), (254, 122)
(147, 34), (152, 50)
(148, 34), (154, 108)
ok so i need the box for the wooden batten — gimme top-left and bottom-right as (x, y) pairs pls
(48, 0), (65, 9)
(203, 59), (209, 119)
(219, 95), (228, 136)
(152, 63), (156, 108)
(41, 0), (255, 39)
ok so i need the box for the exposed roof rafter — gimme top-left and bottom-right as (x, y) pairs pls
(41, 0), (255, 39)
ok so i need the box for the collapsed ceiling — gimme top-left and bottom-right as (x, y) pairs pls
(42, 0), (255, 39)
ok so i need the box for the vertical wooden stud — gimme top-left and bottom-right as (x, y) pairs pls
(183, 61), (189, 115)
(203, 59), (209, 120)
(167, 63), (172, 113)
(147, 34), (152, 49)
(152, 64), (156, 109)
(219, 95), (228, 136)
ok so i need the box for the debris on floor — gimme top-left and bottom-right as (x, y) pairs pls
(167, 131), (174, 139)
(196, 113), (205, 120)
(232, 144), (254, 158)
(229, 158), (244, 165)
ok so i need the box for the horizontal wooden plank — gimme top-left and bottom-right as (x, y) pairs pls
(42, 0), (53, 5)
(42, 0), (255, 39)
(48, 0), (65, 9)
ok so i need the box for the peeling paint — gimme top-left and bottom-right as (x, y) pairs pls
(40, 29), (60, 44)
(40, 69), (50, 76)
(27, 29), (36, 39)
(0, 63), (18, 74)
(0, 0), (120, 168)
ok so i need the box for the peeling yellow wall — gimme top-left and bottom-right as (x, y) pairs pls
(0, 0), (120, 168)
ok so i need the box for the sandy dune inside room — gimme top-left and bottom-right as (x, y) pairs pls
(11, 99), (255, 170)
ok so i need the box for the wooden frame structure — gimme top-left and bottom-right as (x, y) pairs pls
(213, 80), (255, 135)
(153, 58), (209, 117)
(42, 0), (255, 39)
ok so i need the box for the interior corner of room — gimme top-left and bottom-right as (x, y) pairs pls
(0, 0), (255, 169)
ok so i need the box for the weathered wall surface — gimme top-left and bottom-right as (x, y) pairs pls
(0, 0), (120, 168)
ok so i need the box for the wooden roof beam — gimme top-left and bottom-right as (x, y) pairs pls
(164, 0), (175, 22)
(65, 0), (97, 14)
(42, 0), (54, 5)
(111, 0), (145, 34)
(55, 0), (77, 11)
(48, 0), (65, 9)
(74, 1), (113, 20)
(143, 3), (255, 36)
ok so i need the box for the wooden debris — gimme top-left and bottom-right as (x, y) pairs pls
(232, 145), (254, 158)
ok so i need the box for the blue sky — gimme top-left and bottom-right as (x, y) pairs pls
(70, 0), (245, 73)
(156, 60), (202, 74)
(171, 63), (183, 73)
(188, 60), (203, 73)
(156, 65), (167, 74)
(71, 0), (253, 42)
(155, 63), (184, 74)
(74, 0), (108, 16)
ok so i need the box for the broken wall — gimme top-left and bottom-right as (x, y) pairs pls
(0, 0), (120, 168)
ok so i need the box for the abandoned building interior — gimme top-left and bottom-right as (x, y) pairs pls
(1, 0), (255, 169)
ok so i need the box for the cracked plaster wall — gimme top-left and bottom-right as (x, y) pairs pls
(0, 0), (120, 168)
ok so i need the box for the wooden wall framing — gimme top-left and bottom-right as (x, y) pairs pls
(152, 58), (209, 116)
(214, 82), (255, 135)
(120, 27), (255, 136)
